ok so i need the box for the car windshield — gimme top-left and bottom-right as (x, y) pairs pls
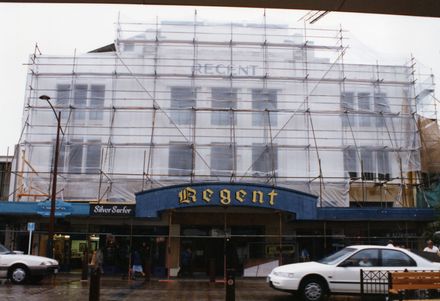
(318, 247), (356, 265)
(0, 243), (11, 254)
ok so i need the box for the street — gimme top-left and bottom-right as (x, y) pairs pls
(0, 274), (367, 301)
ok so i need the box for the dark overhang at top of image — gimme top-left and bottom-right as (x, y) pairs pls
(2, 0), (440, 18)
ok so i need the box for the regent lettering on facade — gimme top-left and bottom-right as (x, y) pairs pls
(178, 187), (278, 206)
(192, 63), (259, 76)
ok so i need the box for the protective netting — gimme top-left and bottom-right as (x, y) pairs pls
(11, 17), (436, 207)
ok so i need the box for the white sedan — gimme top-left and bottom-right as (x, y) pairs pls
(267, 245), (440, 301)
(0, 243), (59, 284)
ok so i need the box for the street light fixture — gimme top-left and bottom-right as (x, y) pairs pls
(39, 95), (62, 258)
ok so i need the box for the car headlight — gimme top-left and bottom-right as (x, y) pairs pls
(273, 271), (295, 278)
(40, 260), (57, 266)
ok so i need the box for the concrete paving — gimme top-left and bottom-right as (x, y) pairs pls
(0, 273), (369, 301)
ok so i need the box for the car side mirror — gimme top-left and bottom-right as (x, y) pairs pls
(339, 260), (354, 267)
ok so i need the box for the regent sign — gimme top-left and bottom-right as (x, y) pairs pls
(178, 187), (278, 207)
(135, 182), (318, 219)
(192, 63), (259, 76)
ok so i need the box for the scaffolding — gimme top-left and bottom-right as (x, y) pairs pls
(11, 12), (437, 208)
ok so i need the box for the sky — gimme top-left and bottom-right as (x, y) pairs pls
(1, 3), (439, 156)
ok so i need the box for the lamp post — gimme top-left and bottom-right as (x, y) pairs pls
(39, 95), (63, 258)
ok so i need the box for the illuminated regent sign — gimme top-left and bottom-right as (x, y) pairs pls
(192, 63), (259, 76)
(135, 182), (317, 219)
(178, 187), (277, 207)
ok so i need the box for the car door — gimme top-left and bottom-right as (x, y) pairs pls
(329, 248), (380, 293)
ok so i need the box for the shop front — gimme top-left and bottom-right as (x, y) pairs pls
(135, 182), (318, 278)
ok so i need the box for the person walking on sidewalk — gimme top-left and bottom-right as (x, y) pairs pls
(131, 249), (145, 280)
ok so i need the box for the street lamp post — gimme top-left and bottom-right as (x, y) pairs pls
(39, 95), (62, 258)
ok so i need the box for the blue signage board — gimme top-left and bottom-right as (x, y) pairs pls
(27, 222), (35, 231)
(135, 182), (318, 220)
(36, 199), (73, 217)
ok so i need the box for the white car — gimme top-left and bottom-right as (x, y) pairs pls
(0, 243), (59, 284)
(268, 245), (440, 301)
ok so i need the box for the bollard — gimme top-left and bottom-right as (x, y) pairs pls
(89, 267), (101, 301)
(225, 268), (235, 301)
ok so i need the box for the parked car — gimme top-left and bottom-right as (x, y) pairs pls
(267, 245), (440, 301)
(0, 243), (59, 284)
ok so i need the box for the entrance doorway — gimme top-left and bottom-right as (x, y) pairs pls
(180, 226), (265, 277)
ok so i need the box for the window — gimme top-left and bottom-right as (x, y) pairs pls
(73, 84), (87, 120)
(56, 84), (106, 121)
(169, 143), (193, 176)
(89, 85), (105, 120)
(377, 150), (391, 181)
(343, 149), (358, 179)
(341, 92), (355, 127)
(211, 88), (237, 125)
(344, 249), (379, 267)
(252, 89), (277, 126)
(358, 93), (372, 127)
(211, 144), (234, 177)
(54, 140), (101, 174)
(170, 87), (196, 125)
(374, 93), (390, 127)
(381, 250), (416, 267)
(252, 144), (278, 176)
(56, 84), (70, 120)
(341, 92), (388, 128)
(343, 148), (391, 181)
(361, 150), (374, 181)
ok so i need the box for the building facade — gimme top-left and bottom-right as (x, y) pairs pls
(5, 18), (438, 277)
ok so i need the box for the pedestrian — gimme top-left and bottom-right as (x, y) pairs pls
(300, 248), (310, 262)
(131, 249), (145, 279)
(423, 240), (439, 253)
(178, 246), (193, 277)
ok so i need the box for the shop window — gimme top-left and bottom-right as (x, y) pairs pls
(169, 143), (193, 176)
(211, 143), (234, 177)
(252, 144), (278, 176)
(211, 88), (237, 126)
(252, 89), (277, 126)
(170, 87), (196, 125)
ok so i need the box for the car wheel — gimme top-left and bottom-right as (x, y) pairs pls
(9, 265), (29, 284)
(299, 277), (327, 301)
